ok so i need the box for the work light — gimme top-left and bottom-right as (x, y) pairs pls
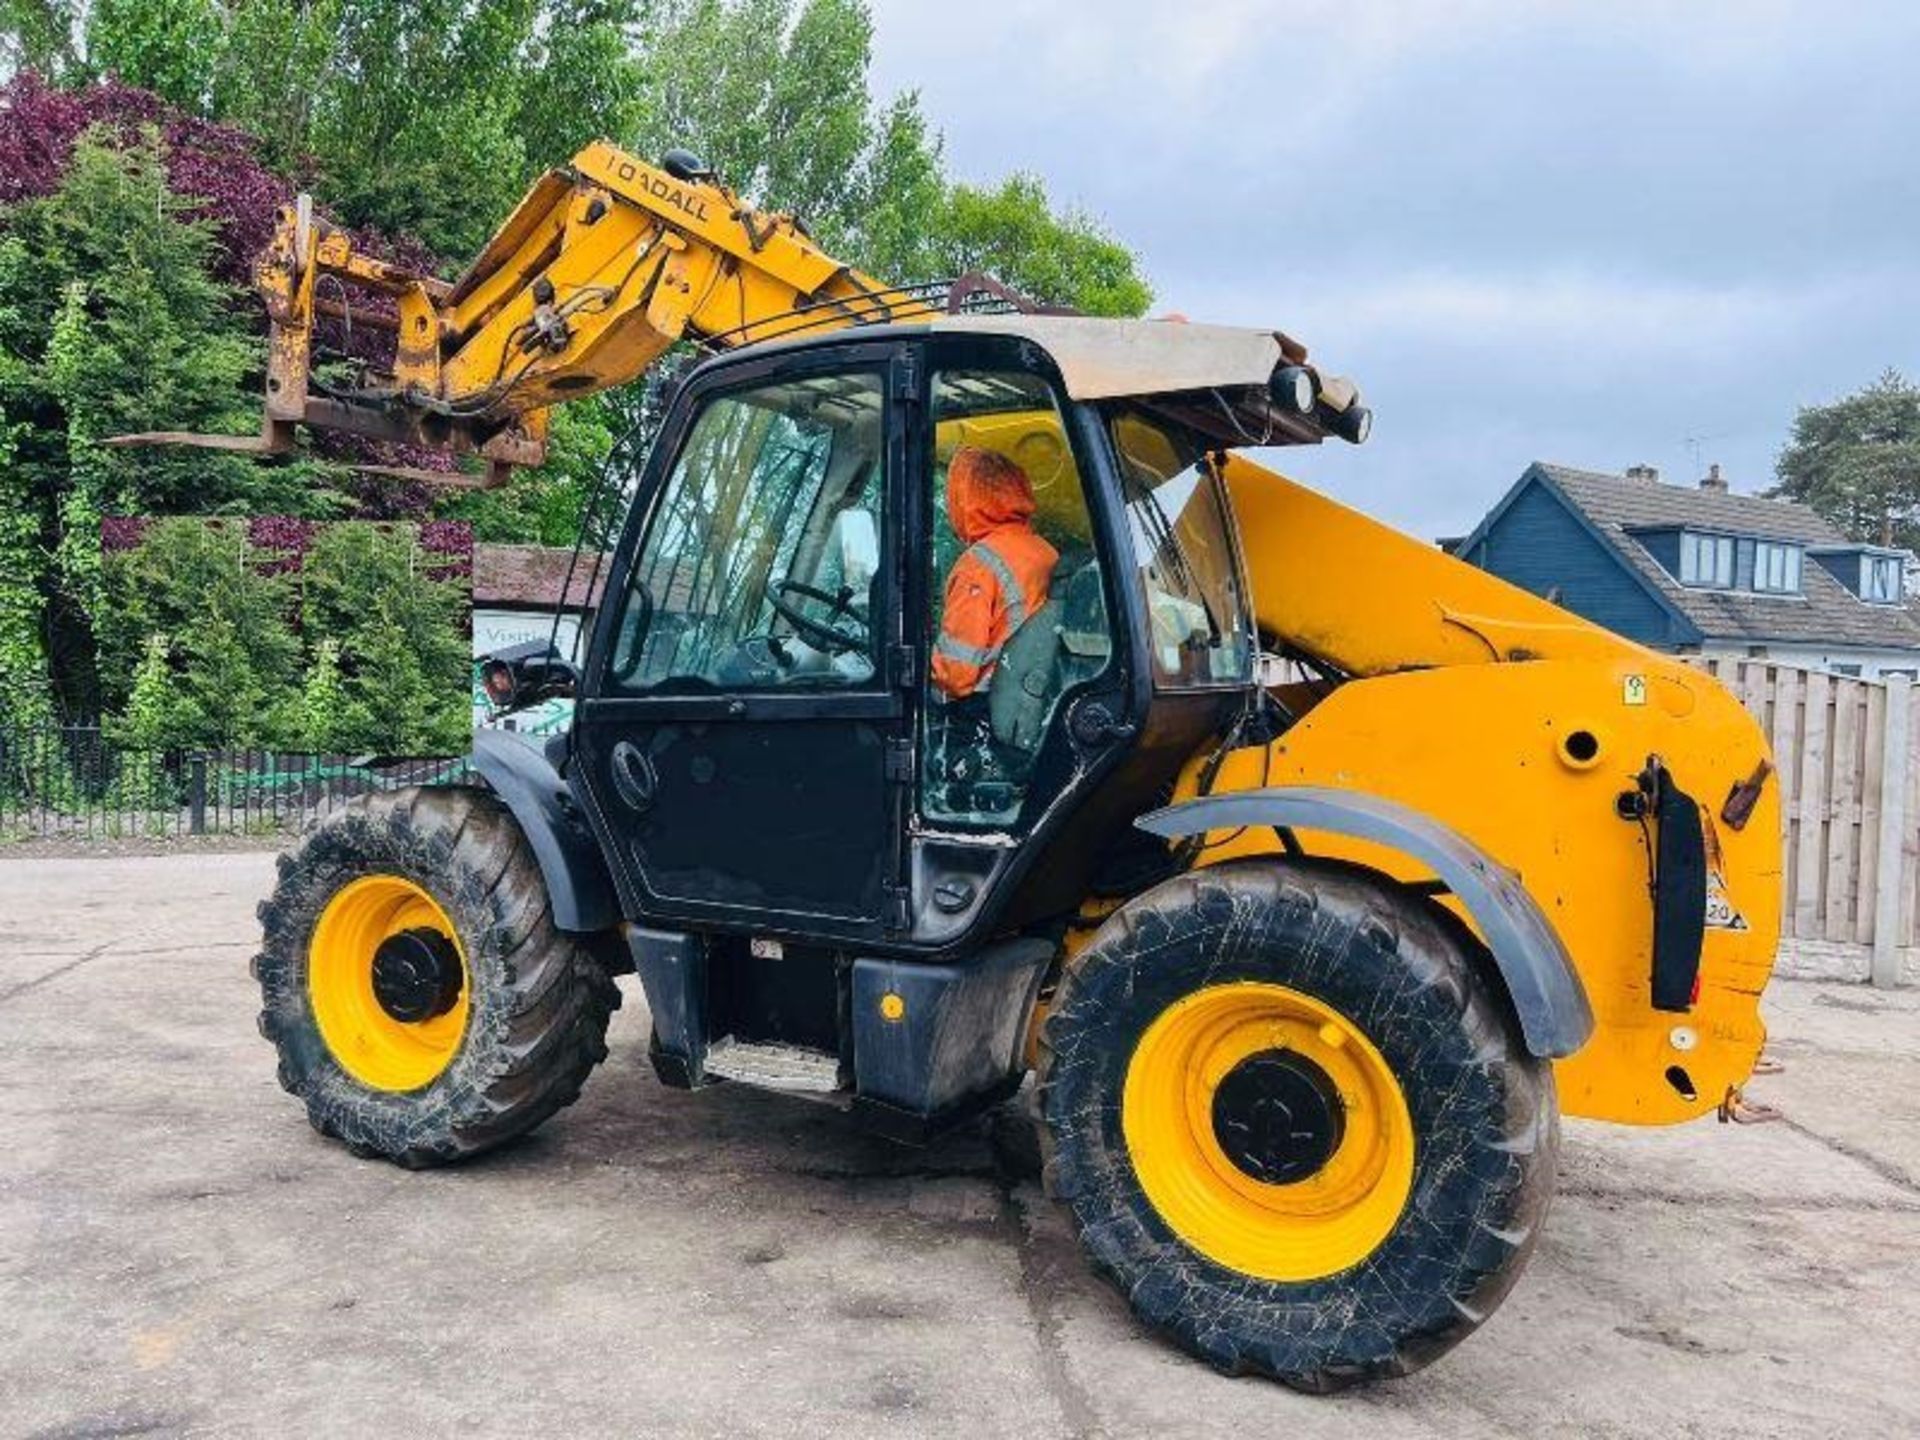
(1270, 365), (1317, 415)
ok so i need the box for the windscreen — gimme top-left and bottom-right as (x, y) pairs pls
(1108, 409), (1253, 688)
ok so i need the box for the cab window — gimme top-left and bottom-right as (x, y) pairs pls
(922, 368), (1114, 826)
(606, 371), (885, 693)
(1109, 409), (1253, 687)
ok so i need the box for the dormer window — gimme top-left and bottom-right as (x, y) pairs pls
(1752, 541), (1802, 594)
(1864, 554), (1903, 604)
(1809, 545), (1908, 603)
(1678, 531), (1733, 588)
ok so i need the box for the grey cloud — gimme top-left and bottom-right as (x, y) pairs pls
(866, 1), (1920, 537)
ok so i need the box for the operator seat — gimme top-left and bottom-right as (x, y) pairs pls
(988, 554), (1110, 755)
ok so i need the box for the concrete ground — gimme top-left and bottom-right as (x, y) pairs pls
(2, 853), (1917, 1440)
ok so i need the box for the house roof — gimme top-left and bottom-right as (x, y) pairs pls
(1538, 463), (1840, 544)
(472, 544), (605, 611)
(1484, 463), (1920, 651)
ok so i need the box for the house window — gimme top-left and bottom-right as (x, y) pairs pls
(1678, 532), (1734, 588)
(1863, 555), (1903, 604)
(1752, 541), (1802, 594)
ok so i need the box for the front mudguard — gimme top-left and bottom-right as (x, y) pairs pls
(470, 728), (620, 934)
(1138, 786), (1593, 1059)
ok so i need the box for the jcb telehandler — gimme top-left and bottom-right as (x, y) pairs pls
(129, 144), (1782, 1389)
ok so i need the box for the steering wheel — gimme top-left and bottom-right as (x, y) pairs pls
(768, 578), (870, 655)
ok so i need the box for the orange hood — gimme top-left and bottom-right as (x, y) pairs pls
(948, 446), (1037, 544)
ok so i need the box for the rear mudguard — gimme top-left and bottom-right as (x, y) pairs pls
(470, 728), (619, 934)
(1137, 787), (1594, 1059)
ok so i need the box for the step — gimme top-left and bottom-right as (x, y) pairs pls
(703, 1036), (844, 1094)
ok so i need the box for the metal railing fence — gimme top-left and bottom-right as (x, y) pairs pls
(0, 726), (471, 842)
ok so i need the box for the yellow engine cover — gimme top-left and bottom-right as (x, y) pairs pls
(1180, 458), (1782, 1126)
(1191, 660), (1779, 1125)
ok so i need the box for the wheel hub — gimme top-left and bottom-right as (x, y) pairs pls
(1120, 981), (1415, 1282)
(370, 926), (465, 1024)
(1210, 1048), (1346, 1185)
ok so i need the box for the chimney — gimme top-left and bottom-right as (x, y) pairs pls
(1699, 463), (1729, 494)
(1623, 463), (1661, 485)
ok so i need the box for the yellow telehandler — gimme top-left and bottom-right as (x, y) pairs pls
(124, 143), (1781, 1389)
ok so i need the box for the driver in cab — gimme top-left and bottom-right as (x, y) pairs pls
(932, 445), (1057, 705)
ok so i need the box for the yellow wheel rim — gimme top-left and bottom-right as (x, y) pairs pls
(1121, 981), (1415, 1283)
(307, 874), (470, 1092)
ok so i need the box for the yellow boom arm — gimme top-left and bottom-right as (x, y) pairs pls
(117, 144), (935, 484)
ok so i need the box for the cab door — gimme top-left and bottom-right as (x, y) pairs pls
(571, 344), (911, 939)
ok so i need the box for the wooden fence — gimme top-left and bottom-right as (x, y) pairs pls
(1692, 658), (1913, 985)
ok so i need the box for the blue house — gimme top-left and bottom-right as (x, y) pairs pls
(1453, 462), (1920, 678)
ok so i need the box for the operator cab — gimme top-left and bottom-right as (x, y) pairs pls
(571, 318), (1361, 952)
(562, 316), (1362, 1125)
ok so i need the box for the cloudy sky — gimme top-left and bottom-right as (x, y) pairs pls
(865, 1), (1920, 539)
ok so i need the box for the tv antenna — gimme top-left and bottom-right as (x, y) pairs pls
(1682, 432), (1728, 474)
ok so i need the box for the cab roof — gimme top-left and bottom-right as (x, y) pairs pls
(719, 313), (1365, 448)
(928, 315), (1360, 413)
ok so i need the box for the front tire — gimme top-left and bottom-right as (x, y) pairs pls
(1038, 859), (1557, 1391)
(253, 786), (619, 1167)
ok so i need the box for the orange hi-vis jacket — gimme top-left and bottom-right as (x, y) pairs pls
(932, 447), (1058, 699)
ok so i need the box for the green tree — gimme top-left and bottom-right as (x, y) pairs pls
(95, 518), (300, 734)
(183, 612), (277, 744)
(304, 522), (471, 754)
(103, 630), (194, 825)
(0, 131), (320, 716)
(633, 0), (873, 226)
(513, 0), (650, 173)
(622, 0), (1150, 312)
(99, 519), (470, 753)
(0, 1), (82, 79)
(1, 135), (263, 506)
(900, 174), (1151, 317)
(85, 0), (225, 108)
(0, 419), (53, 734)
(328, 603), (469, 754)
(108, 631), (205, 749)
(208, 0), (342, 165)
(1771, 370), (1920, 548)
(305, 0), (532, 260)
(293, 634), (349, 752)
(849, 91), (945, 285)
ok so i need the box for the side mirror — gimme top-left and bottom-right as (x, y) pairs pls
(480, 639), (580, 715)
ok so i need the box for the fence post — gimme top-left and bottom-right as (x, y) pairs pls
(189, 754), (207, 837)
(1871, 677), (1910, 988)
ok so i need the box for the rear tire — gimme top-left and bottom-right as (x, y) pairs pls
(253, 786), (619, 1168)
(1038, 859), (1556, 1391)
